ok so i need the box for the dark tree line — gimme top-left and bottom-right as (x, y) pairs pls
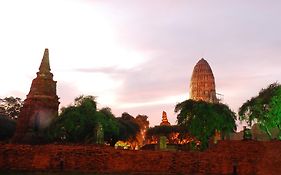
(3, 82), (281, 147)
(46, 95), (144, 146)
(0, 97), (23, 141)
(0, 95), (146, 145)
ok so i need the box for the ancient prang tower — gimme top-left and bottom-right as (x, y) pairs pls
(12, 49), (59, 143)
(190, 58), (218, 103)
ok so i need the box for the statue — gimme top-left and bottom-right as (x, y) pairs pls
(159, 136), (167, 150)
(243, 126), (252, 140)
(95, 123), (104, 144)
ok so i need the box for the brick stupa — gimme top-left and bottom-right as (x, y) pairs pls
(160, 111), (170, 126)
(12, 49), (59, 143)
(190, 58), (218, 103)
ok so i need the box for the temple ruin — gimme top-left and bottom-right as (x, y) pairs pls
(12, 48), (59, 143)
(190, 58), (218, 103)
(160, 111), (171, 126)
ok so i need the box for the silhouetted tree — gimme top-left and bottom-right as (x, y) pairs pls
(0, 96), (23, 120)
(239, 83), (281, 139)
(175, 99), (236, 150)
(99, 107), (119, 146)
(0, 115), (16, 141)
(47, 96), (149, 145)
(135, 115), (149, 145)
(121, 112), (135, 120)
(117, 112), (140, 141)
(47, 95), (99, 143)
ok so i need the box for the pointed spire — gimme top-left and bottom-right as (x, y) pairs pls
(39, 48), (51, 73)
(198, 58), (207, 64)
(160, 111), (170, 126)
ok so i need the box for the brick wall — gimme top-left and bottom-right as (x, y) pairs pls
(0, 141), (281, 174)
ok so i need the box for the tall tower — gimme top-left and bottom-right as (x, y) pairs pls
(190, 58), (218, 103)
(12, 49), (59, 143)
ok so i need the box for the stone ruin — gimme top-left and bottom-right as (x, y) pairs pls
(160, 111), (171, 126)
(190, 58), (218, 103)
(12, 48), (59, 144)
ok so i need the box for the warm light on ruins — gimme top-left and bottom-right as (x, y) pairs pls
(1, 0), (281, 174)
(190, 58), (218, 103)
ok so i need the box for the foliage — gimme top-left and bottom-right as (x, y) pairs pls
(47, 96), (141, 146)
(135, 114), (149, 129)
(175, 99), (236, 150)
(0, 96), (23, 120)
(120, 112), (135, 121)
(74, 95), (97, 110)
(117, 113), (140, 141)
(239, 83), (280, 126)
(113, 113), (148, 148)
(0, 96), (22, 140)
(267, 88), (281, 139)
(98, 107), (120, 145)
(48, 99), (97, 142)
(0, 115), (16, 140)
(239, 83), (281, 139)
(47, 95), (118, 143)
(134, 114), (149, 145)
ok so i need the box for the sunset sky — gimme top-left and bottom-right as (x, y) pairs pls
(0, 0), (281, 128)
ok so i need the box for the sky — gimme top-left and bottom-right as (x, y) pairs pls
(0, 0), (281, 129)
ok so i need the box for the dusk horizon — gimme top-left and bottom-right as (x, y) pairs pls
(1, 0), (281, 128)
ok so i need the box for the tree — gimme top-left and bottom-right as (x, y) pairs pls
(117, 113), (140, 141)
(120, 112), (135, 121)
(0, 96), (23, 141)
(98, 107), (120, 146)
(175, 99), (236, 150)
(239, 83), (281, 139)
(74, 95), (97, 110)
(114, 113), (148, 148)
(47, 95), (99, 143)
(47, 96), (146, 145)
(0, 116), (16, 140)
(267, 88), (281, 139)
(135, 115), (149, 146)
(0, 96), (23, 120)
(213, 103), (237, 139)
(48, 96), (133, 145)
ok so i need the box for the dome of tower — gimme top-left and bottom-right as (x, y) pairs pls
(190, 58), (218, 103)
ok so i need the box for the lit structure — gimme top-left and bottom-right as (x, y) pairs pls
(12, 49), (59, 143)
(145, 59), (219, 149)
(160, 111), (171, 126)
(190, 58), (218, 103)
